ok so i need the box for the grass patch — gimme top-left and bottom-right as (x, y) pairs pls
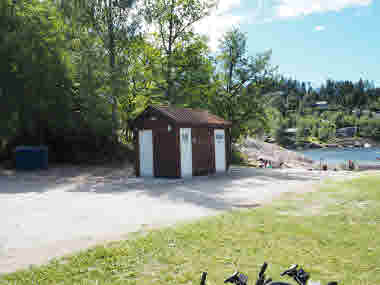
(2, 175), (380, 285)
(231, 148), (249, 166)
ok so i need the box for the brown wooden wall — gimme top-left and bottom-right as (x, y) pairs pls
(134, 109), (231, 177)
(137, 116), (171, 130)
(134, 129), (140, 177)
(226, 128), (231, 171)
(135, 114), (180, 178)
(191, 128), (215, 176)
(153, 127), (180, 178)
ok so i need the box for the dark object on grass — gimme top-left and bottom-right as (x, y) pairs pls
(200, 262), (337, 285)
(256, 262), (272, 285)
(224, 272), (249, 285)
(280, 264), (310, 285)
(348, 160), (355, 171)
(200, 272), (207, 285)
(256, 262), (337, 285)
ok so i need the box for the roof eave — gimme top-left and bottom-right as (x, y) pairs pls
(176, 123), (232, 128)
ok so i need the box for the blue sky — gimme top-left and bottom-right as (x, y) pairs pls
(197, 0), (379, 88)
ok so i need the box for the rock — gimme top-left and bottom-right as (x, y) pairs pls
(309, 142), (324, 149)
(239, 138), (314, 169)
(265, 137), (276, 143)
(326, 144), (339, 148)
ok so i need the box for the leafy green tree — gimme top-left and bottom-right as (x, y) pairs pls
(353, 79), (369, 117)
(211, 27), (277, 142)
(58, 0), (144, 141)
(0, 0), (73, 147)
(143, 0), (217, 103)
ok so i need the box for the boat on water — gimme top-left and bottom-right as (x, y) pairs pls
(364, 143), (371, 148)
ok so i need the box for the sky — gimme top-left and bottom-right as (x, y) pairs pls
(196, 0), (380, 88)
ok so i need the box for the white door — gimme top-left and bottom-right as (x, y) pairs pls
(214, 129), (226, 172)
(180, 128), (192, 178)
(139, 130), (154, 177)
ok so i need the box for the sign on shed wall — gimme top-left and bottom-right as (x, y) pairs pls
(214, 129), (226, 172)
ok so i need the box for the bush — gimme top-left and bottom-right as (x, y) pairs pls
(318, 120), (336, 142)
(296, 116), (316, 140)
(335, 114), (357, 129)
(231, 148), (247, 165)
(358, 118), (380, 138)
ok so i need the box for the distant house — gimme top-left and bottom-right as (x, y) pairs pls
(352, 109), (369, 116)
(351, 110), (380, 118)
(312, 101), (329, 109)
(336, 127), (357, 137)
(284, 128), (298, 136)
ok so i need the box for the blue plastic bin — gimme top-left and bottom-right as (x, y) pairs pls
(14, 146), (48, 170)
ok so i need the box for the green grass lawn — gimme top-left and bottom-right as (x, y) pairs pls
(1, 174), (380, 285)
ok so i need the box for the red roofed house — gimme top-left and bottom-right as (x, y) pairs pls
(133, 105), (232, 178)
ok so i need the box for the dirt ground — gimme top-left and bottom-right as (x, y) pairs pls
(0, 164), (364, 274)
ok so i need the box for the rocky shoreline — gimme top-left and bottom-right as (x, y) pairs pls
(239, 138), (315, 169)
(287, 137), (380, 150)
(240, 138), (380, 171)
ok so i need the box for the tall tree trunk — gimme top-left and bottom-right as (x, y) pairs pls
(108, 2), (118, 143)
(227, 47), (233, 94)
(166, 0), (175, 104)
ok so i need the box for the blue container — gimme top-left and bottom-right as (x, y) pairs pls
(14, 146), (48, 170)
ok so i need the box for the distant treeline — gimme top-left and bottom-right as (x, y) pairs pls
(264, 77), (380, 145)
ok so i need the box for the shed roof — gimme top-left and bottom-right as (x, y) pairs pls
(135, 105), (232, 128)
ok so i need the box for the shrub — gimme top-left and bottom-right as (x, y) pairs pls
(358, 118), (380, 138)
(231, 148), (248, 165)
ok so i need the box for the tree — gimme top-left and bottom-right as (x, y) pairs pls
(353, 78), (369, 117)
(211, 27), (277, 142)
(58, 0), (144, 141)
(143, 0), (217, 103)
(0, 0), (73, 146)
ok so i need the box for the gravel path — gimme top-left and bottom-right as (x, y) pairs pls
(0, 166), (362, 274)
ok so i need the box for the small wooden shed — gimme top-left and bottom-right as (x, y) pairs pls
(133, 105), (232, 178)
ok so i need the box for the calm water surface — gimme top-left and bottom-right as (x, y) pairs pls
(299, 147), (380, 166)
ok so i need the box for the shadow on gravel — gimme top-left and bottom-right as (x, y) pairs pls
(0, 166), (326, 209)
(0, 163), (134, 194)
(0, 164), (327, 210)
(67, 167), (323, 210)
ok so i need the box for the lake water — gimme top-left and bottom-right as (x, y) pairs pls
(299, 147), (380, 166)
